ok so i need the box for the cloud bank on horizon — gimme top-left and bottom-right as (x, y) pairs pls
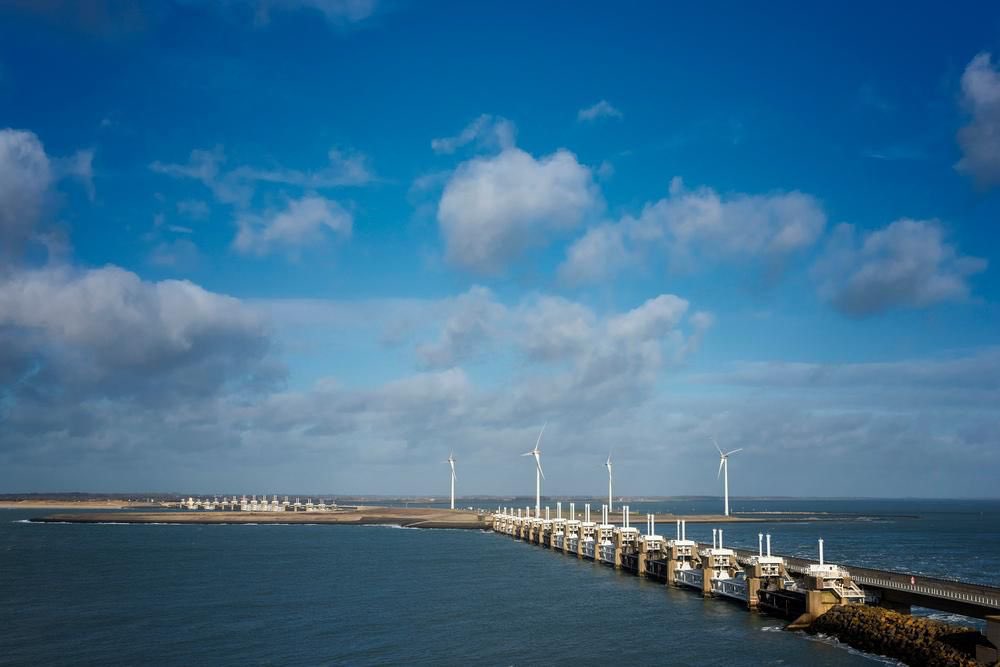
(0, 1), (998, 498)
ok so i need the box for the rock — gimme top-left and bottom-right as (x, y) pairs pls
(805, 605), (984, 667)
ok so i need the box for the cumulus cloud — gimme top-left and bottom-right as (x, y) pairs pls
(0, 265), (277, 407)
(438, 147), (600, 272)
(577, 100), (623, 122)
(558, 224), (631, 284)
(234, 194), (352, 255)
(416, 286), (506, 368)
(559, 177), (825, 283)
(413, 287), (710, 418)
(956, 52), (1000, 187)
(431, 114), (516, 155)
(0, 129), (52, 261)
(515, 296), (597, 362)
(812, 219), (986, 317)
(151, 146), (371, 255)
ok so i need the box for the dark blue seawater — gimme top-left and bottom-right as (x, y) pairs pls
(3, 499), (998, 666)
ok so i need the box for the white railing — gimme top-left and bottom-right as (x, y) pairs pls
(849, 574), (1000, 608)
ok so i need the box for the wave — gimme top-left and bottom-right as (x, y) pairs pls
(796, 630), (905, 666)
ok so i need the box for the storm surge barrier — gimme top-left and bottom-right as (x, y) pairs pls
(491, 505), (1000, 664)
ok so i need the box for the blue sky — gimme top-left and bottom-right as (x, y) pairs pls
(1, 1), (998, 498)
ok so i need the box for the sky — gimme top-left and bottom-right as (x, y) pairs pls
(1, 0), (999, 498)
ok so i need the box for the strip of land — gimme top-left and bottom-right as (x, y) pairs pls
(30, 507), (490, 529)
(2, 500), (159, 510)
(26, 507), (908, 529)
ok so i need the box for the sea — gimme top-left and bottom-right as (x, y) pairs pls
(2, 498), (998, 666)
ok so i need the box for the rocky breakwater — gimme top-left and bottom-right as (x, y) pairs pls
(807, 605), (994, 666)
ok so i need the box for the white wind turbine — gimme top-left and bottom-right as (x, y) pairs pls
(522, 423), (546, 515)
(714, 438), (743, 517)
(605, 452), (614, 513)
(446, 452), (456, 510)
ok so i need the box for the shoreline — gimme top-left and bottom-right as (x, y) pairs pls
(24, 508), (913, 529)
(1, 501), (159, 510)
(29, 508), (490, 529)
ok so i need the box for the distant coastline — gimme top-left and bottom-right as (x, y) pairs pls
(29, 508), (490, 529)
(24, 507), (919, 529)
(1, 500), (158, 510)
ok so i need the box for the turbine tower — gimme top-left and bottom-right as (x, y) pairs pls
(447, 452), (456, 510)
(605, 452), (613, 513)
(714, 438), (743, 517)
(522, 423), (546, 514)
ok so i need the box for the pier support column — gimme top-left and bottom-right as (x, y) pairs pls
(702, 561), (713, 598)
(747, 576), (760, 611)
(637, 544), (648, 578)
(666, 546), (678, 586)
(613, 532), (623, 570)
(978, 616), (1000, 665)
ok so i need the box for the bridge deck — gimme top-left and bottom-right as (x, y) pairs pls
(718, 543), (1000, 619)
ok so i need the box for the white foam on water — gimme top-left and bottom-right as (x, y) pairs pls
(799, 631), (905, 666)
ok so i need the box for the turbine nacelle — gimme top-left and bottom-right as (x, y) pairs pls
(521, 423), (546, 479)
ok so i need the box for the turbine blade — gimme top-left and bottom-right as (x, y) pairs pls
(727, 448), (743, 455)
(537, 459), (545, 480)
(717, 457), (725, 479)
(712, 437), (722, 456)
(534, 422), (547, 451)
(521, 451), (534, 457)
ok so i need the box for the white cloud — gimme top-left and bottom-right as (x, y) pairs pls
(607, 294), (688, 342)
(812, 219), (986, 317)
(515, 296), (597, 362)
(255, 0), (378, 25)
(0, 129), (52, 260)
(0, 265), (274, 404)
(558, 223), (630, 284)
(437, 147), (600, 272)
(232, 148), (374, 188)
(956, 52), (1000, 187)
(150, 145), (373, 208)
(234, 194), (352, 255)
(559, 177), (825, 283)
(412, 288), (709, 415)
(577, 100), (623, 122)
(694, 348), (1000, 391)
(416, 286), (506, 368)
(150, 146), (250, 205)
(431, 114), (516, 155)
